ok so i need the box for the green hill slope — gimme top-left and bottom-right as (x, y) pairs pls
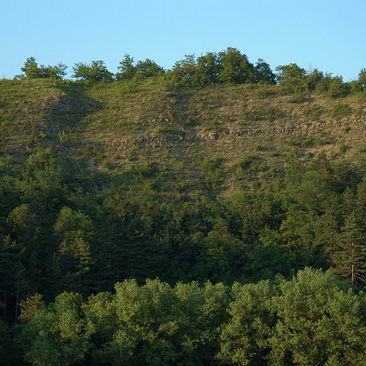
(2, 79), (366, 193)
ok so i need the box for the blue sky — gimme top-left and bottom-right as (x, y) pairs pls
(1, 0), (365, 80)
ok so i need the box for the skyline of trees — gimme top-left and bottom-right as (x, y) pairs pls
(17, 48), (366, 92)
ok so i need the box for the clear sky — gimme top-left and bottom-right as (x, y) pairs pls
(1, 0), (365, 81)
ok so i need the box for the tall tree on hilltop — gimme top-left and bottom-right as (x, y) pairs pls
(197, 52), (221, 83)
(21, 57), (42, 79)
(218, 47), (254, 84)
(276, 63), (306, 92)
(116, 54), (137, 80)
(254, 58), (276, 84)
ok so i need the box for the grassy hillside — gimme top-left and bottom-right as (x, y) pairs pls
(2, 78), (366, 194)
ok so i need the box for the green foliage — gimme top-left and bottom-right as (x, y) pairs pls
(73, 60), (113, 81)
(19, 294), (45, 323)
(135, 58), (165, 79)
(202, 219), (245, 282)
(116, 54), (137, 80)
(54, 207), (93, 291)
(21, 57), (41, 79)
(116, 54), (164, 81)
(220, 268), (366, 365)
(219, 280), (276, 365)
(21, 280), (228, 366)
(169, 48), (269, 86)
(276, 63), (307, 92)
(329, 212), (366, 285)
(218, 47), (254, 84)
(328, 76), (350, 98)
(18, 270), (366, 365)
(170, 54), (208, 86)
(21, 57), (67, 79)
(16, 50), (365, 92)
(270, 268), (366, 365)
(21, 292), (90, 366)
(254, 59), (276, 84)
(306, 68), (327, 91)
(197, 52), (221, 83)
(45, 63), (68, 79)
(358, 68), (366, 91)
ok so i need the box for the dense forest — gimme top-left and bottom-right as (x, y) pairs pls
(2, 48), (366, 364)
